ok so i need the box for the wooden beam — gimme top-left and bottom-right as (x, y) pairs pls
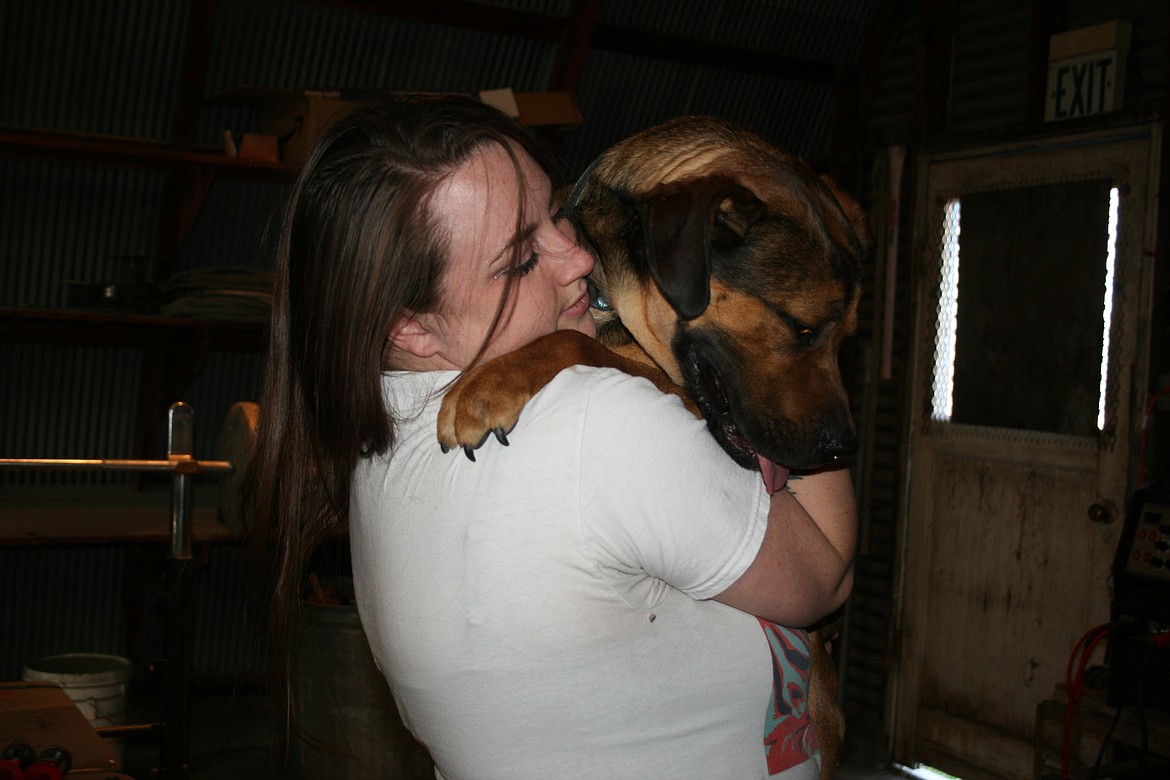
(302, 0), (838, 84)
(0, 129), (293, 178)
(591, 24), (836, 83)
(1152, 13), (1170, 405)
(303, 0), (564, 41)
(160, 0), (221, 274)
(171, 0), (217, 147)
(828, 0), (913, 184)
(854, 0), (915, 120)
(916, 0), (955, 142)
(547, 0), (603, 93)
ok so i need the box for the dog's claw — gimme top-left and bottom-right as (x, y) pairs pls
(493, 428), (509, 446)
(463, 446), (476, 462)
(440, 443), (449, 454)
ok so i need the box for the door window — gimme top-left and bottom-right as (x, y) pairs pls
(929, 180), (1119, 436)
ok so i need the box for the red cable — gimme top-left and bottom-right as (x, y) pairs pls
(1138, 385), (1170, 488)
(1063, 624), (1109, 780)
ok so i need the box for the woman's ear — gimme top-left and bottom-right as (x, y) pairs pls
(388, 312), (442, 358)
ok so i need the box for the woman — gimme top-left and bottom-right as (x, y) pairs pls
(247, 94), (855, 779)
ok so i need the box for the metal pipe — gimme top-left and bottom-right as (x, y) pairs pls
(161, 402), (194, 779)
(95, 722), (165, 738)
(0, 457), (232, 473)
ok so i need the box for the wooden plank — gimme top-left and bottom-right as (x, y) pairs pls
(0, 485), (239, 546)
(0, 308), (265, 353)
(547, 0), (603, 93)
(917, 705), (1033, 780)
(0, 129), (294, 179)
(916, 0), (955, 140)
(591, 24), (836, 83)
(305, 0), (564, 41)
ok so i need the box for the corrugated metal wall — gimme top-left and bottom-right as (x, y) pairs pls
(0, 159), (165, 309)
(1, 0), (189, 138)
(0, 546), (128, 677)
(2, 0), (884, 700)
(949, 0), (1033, 134)
(0, 344), (142, 487)
(0, 543), (265, 683)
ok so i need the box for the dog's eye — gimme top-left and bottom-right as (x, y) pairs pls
(792, 322), (818, 345)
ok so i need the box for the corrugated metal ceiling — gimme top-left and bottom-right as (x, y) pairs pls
(2, 0), (882, 162)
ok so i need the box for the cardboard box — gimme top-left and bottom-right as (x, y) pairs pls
(235, 132), (280, 162)
(479, 88), (583, 128)
(214, 87), (584, 165)
(0, 682), (122, 773)
(213, 87), (353, 165)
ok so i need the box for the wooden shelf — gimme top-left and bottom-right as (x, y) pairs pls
(0, 307), (265, 352)
(0, 484), (239, 546)
(0, 127), (294, 179)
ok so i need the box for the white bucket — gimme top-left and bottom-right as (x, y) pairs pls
(22, 653), (133, 729)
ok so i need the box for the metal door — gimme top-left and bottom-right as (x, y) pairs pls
(892, 123), (1160, 779)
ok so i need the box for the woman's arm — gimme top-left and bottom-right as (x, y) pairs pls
(713, 466), (856, 627)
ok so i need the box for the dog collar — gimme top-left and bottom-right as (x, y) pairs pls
(586, 278), (612, 312)
(569, 154), (611, 313)
(566, 153), (604, 209)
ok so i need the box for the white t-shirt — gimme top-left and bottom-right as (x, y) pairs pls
(350, 366), (820, 780)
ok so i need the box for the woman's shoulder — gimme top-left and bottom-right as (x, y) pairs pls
(542, 365), (679, 406)
(534, 365), (699, 437)
(379, 365), (694, 444)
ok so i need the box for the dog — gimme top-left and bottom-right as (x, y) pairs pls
(436, 116), (870, 778)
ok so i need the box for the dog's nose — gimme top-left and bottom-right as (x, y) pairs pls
(815, 426), (857, 464)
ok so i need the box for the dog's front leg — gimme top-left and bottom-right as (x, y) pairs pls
(437, 330), (693, 458)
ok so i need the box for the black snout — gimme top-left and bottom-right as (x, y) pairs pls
(813, 423), (857, 464)
(764, 410), (856, 471)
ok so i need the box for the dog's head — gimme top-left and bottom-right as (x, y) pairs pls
(570, 116), (871, 473)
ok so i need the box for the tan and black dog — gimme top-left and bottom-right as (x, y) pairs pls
(436, 116), (870, 778)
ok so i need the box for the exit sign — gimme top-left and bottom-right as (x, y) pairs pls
(1044, 21), (1130, 123)
(1045, 50), (1122, 121)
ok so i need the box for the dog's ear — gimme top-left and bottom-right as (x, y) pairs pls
(636, 178), (761, 320)
(712, 186), (765, 244)
(819, 174), (875, 252)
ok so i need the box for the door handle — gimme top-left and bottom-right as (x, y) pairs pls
(1088, 500), (1118, 524)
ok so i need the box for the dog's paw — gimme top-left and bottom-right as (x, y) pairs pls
(436, 364), (528, 461)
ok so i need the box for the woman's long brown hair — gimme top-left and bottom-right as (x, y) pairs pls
(242, 93), (560, 743)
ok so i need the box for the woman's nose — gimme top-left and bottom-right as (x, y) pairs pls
(554, 241), (594, 284)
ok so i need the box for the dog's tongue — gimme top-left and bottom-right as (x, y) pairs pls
(757, 454), (790, 495)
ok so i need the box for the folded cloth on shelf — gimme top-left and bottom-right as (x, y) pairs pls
(159, 266), (273, 321)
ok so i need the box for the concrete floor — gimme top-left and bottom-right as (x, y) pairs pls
(121, 689), (282, 779)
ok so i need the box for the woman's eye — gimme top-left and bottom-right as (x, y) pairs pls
(492, 251), (541, 281)
(509, 253), (540, 278)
